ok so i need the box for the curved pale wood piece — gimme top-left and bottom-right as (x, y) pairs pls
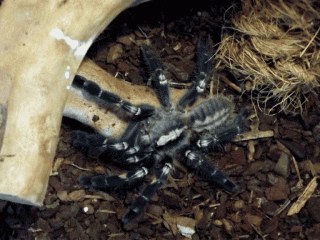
(0, 0), (142, 206)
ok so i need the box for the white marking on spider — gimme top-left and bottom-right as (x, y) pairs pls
(193, 108), (230, 131)
(199, 71), (207, 81)
(158, 72), (167, 84)
(126, 146), (140, 155)
(156, 127), (186, 146)
(102, 138), (108, 146)
(131, 167), (148, 179)
(141, 195), (149, 201)
(164, 162), (173, 172)
(110, 142), (128, 150)
(127, 155), (140, 163)
(124, 104), (140, 115)
(185, 150), (191, 157)
(196, 79), (206, 93)
(185, 150), (196, 160)
(135, 107), (141, 116)
(132, 207), (140, 213)
(211, 169), (217, 176)
(197, 139), (210, 148)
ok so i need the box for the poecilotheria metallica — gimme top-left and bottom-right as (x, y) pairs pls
(71, 37), (249, 225)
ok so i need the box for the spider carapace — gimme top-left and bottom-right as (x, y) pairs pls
(71, 37), (249, 225)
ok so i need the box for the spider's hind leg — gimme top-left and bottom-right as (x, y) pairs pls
(79, 166), (149, 193)
(197, 107), (250, 152)
(122, 155), (173, 225)
(184, 150), (237, 192)
(141, 44), (171, 108)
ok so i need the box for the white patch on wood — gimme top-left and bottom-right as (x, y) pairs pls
(50, 29), (94, 58)
(64, 66), (71, 79)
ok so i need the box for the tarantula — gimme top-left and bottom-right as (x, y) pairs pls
(71, 38), (249, 225)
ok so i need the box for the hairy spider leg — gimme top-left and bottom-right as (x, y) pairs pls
(122, 155), (173, 225)
(197, 108), (250, 152)
(79, 166), (149, 192)
(141, 44), (171, 108)
(177, 37), (212, 109)
(72, 75), (155, 121)
(181, 97), (249, 192)
(184, 150), (237, 192)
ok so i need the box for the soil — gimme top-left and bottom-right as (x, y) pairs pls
(1, 1), (320, 240)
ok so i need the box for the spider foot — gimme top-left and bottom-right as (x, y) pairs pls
(71, 130), (107, 158)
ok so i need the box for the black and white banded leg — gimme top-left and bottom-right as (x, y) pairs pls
(184, 150), (237, 192)
(79, 166), (149, 192)
(72, 75), (155, 121)
(178, 38), (212, 109)
(141, 44), (171, 108)
(72, 119), (150, 165)
(197, 108), (250, 152)
(122, 155), (173, 225)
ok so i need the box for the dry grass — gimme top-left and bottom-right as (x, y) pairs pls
(216, 0), (320, 114)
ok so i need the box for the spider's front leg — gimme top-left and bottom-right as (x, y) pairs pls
(197, 107), (250, 152)
(72, 75), (155, 121)
(185, 97), (250, 192)
(184, 150), (237, 192)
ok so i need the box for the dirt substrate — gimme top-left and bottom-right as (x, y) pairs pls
(1, 1), (320, 239)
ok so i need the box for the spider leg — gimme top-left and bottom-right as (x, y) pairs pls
(71, 118), (143, 159)
(177, 37), (212, 110)
(184, 150), (237, 192)
(122, 155), (173, 225)
(141, 44), (171, 108)
(72, 75), (155, 121)
(197, 108), (250, 152)
(79, 166), (149, 192)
